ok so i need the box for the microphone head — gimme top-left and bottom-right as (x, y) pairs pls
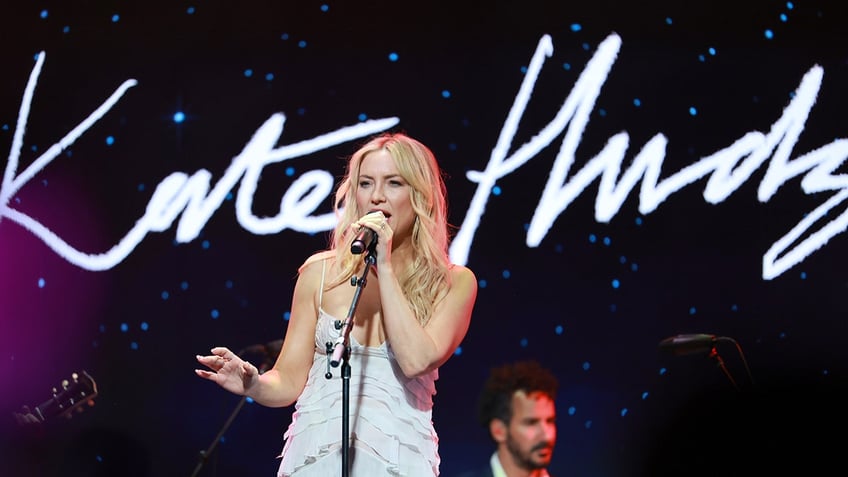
(350, 228), (375, 254)
(659, 333), (717, 356)
(350, 210), (382, 254)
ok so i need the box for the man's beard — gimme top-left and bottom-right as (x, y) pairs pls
(506, 435), (553, 471)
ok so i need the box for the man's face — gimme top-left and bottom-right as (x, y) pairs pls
(499, 390), (557, 471)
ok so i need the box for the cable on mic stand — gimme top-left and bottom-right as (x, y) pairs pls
(706, 336), (754, 391)
(708, 344), (739, 391)
(659, 334), (754, 391)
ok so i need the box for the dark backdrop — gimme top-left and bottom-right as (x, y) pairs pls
(2, 1), (847, 476)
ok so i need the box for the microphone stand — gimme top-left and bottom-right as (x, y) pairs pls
(190, 396), (247, 477)
(327, 244), (377, 477)
(191, 360), (272, 477)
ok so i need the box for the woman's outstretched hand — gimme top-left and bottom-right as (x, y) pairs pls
(195, 347), (260, 396)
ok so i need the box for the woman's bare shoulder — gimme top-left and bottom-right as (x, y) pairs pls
(299, 250), (335, 273)
(449, 263), (477, 282)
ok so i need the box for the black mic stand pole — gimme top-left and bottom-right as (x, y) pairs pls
(327, 245), (377, 477)
(190, 360), (271, 477)
(190, 395), (247, 477)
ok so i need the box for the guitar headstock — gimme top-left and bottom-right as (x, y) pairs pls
(32, 370), (98, 422)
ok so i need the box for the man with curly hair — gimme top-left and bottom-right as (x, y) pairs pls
(460, 360), (559, 477)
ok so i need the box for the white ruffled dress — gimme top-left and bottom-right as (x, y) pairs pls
(276, 269), (440, 476)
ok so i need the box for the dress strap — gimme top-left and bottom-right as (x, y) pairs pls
(319, 258), (326, 307)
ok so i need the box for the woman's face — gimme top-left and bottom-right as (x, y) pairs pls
(355, 149), (415, 236)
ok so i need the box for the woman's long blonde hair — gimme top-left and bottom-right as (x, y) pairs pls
(306, 132), (452, 325)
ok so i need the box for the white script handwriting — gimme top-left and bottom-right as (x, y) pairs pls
(449, 34), (848, 280)
(1, 51), (398, 271)
(2, 34), (847, 279)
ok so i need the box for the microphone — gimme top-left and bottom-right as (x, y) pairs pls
(351, 228), (376, 255)
(239, 343), (268, 355)
(238, 339), (284, 371)
(350, 211), (380, 254)
(658, 334), (717, 356)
